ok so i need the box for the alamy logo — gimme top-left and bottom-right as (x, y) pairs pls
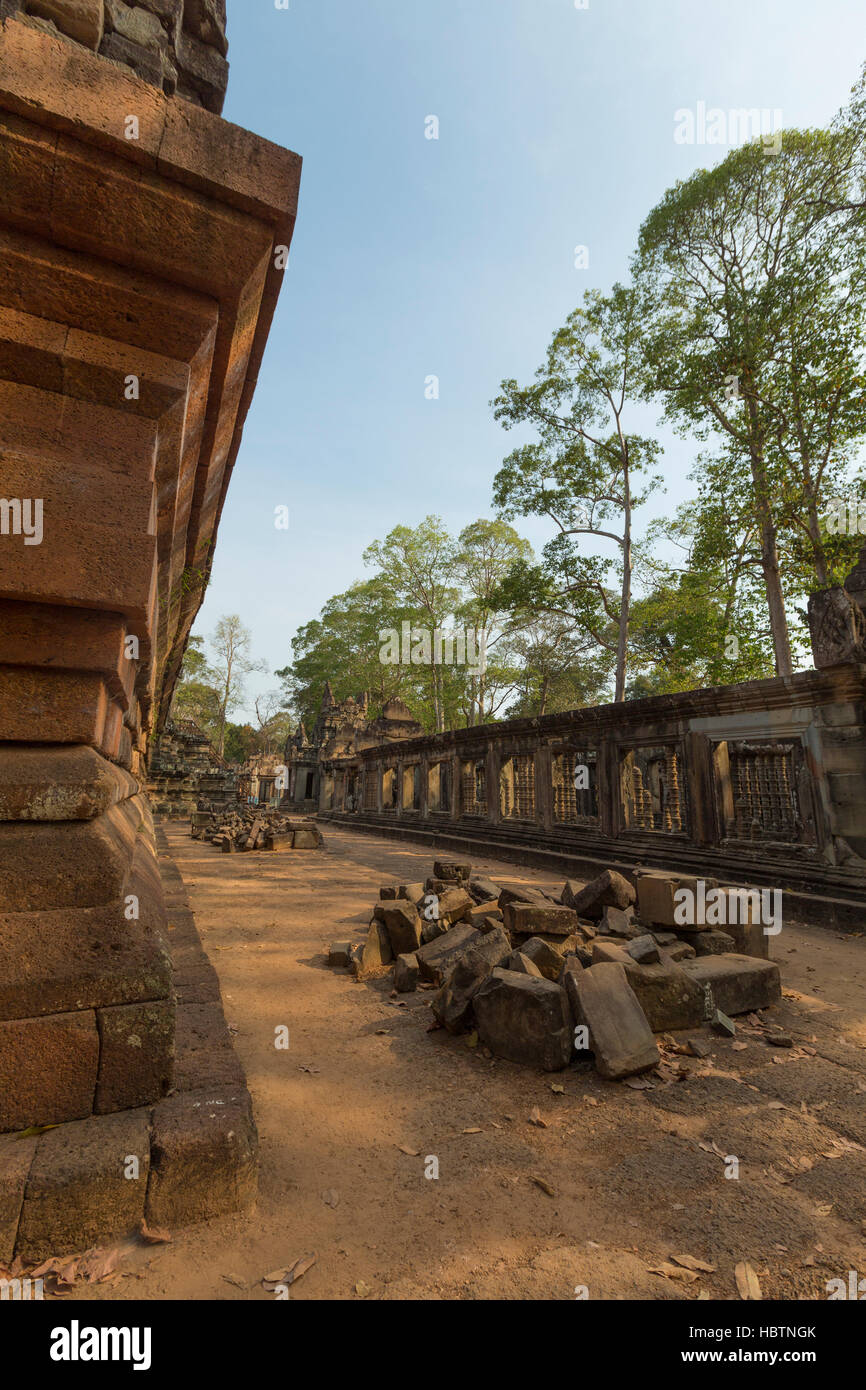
(379, 622), (487, 675)
(826, 1270), (866, 1299)
(674, 880), (782, 935)
(0, 1276), (43, 1300)
(673, 102), (783, 152)
(49, 1320), (152, 1371)
(0, 497), (43, 545)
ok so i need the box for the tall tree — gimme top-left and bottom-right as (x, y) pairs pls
(492, 283), (662, 700)
(363, 516), (460, 731)
(209, 615), (265, 758)
(454, 518), (532, 724)
(637, 128), (864, 676)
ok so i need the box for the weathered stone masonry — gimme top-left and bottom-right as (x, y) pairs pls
(321, 661), (866, 927)
(0, 6), (300, 1256)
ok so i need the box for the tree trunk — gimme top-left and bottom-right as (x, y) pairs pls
(614, 463), (632, 702)
(744, 391), (793, 677)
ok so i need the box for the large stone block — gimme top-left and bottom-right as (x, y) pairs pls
(0, 1133), (36, 1261)
(94, 998), (174, 1113)
(26, 0), (105, 50)
(0, 1011), (98, 1132)
(147, 1086), (257, 1227)
(680, 955), (782, 1017)
(567, 869), (635, 920)
(416, 922), (480, 986)
(565, 961), (659, 1080)
(502, 901), (579, 937)
(16, 1109), (150, 1260)
(379, 900), (422, 956)
(473, 968), (574, 1072)
(429, 927), (511, 1033)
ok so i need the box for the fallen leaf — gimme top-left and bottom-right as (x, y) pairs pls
(222, 1274), (246, 1288)
(530, 1175), (555, 1197)
(396, 1145), (420, 1157)
(528, 1107), (547, 1128)
(355, 1279), (372, 1298)
(463, 1127), (482, 1135)
(262, 1253), (317, 1290)
(139, 1220), (172, 1245)
(466, 1032), (479, 1049)
(322, 1189), (340, 1209)
(649, 1262), (699, 1283)
(671, 1253), (716, 1273)
(14, 1124), (59, 1140)
(550, 1083), (565, 1095)
(735, 1261), (762, 1300)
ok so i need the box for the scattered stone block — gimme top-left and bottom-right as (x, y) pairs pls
(434, 860), (472, 883)
(560, 879), (582, 909)
(680, 954), (781, 1016)
(502, 902), (579, 937)
(564, 961), (659, 1080)
(394, 953), (419, 993)
(591, 939), (630, 966)
(520, 936), (568, 982)
(692, 930), (736, 957)
(398, 882), (426, 905)
(569, 869), (636, 921)
(660, 940), (696, 963)
(292, 829), (319, 849)
(626, 934), (660, 965)
(328, 942), (351, 968)
(621, 957), (705, 1032)
(601, 905), (640, 937)
(651, 930), (678, 945)
(507, 951), (544, 977)
(636, 872), (718, 929)
(417, 924), (509, 987)
(362, 920), (393, 972)
(379, 886), (398, 901)
(431, 933), (510, 1033)
(473, 969), (574, 1071)
(380, 900), (422, 956)
(468, 876), (500, 904)
(497, 883), (548, 910)
(712, 1008), (736, 1036)
(437, 887), (474, 928)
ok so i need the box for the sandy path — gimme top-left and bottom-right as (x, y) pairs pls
(85, 821), (866, 1301)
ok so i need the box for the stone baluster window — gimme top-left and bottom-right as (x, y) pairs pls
(460, 759), (487, 817)
(500, 754), (536, 821)
(551, 748), (599, 824)
(715, 740), (801, 843)
(621, 746), (685, 834)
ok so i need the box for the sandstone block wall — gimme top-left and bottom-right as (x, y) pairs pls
(0, 13), (300, 1132)
(2, 0), (228, 110)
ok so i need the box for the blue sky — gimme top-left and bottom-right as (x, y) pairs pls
(195, 0), (864, 718)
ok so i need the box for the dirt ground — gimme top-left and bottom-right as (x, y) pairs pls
(84, 822), (866, 1302)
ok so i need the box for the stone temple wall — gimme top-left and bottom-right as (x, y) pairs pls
(0, 7), (300, 1253)
(321, 663), (866, 928)
(1, 1), (229, 112)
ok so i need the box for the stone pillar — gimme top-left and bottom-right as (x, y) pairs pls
(0, 14), (300, 1134)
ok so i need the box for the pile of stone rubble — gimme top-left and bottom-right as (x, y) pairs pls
(327, 861), (782, 1080)
(190, 805), (324, 853)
